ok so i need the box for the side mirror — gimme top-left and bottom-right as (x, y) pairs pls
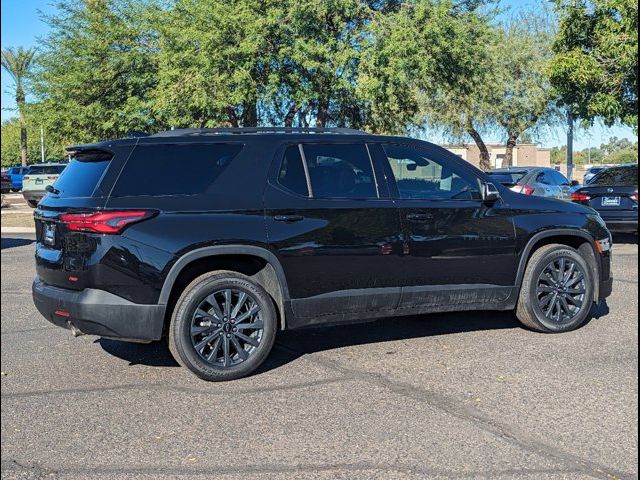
(482, 182), (501, 204)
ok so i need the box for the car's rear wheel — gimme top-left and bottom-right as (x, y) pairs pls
(516, 244), (594, 333)
(168, 271), (277, 381)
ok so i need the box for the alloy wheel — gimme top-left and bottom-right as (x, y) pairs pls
(190, 288), (264, 367)
(536, 257), (587, 323)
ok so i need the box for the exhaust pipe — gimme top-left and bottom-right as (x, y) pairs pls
(67, 322), (85, 337)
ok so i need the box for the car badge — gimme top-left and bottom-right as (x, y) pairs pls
(607, 188), (614, 193)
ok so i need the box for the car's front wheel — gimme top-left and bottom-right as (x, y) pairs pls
(516, 244), (595, 333)
(169, 271), (277, 381)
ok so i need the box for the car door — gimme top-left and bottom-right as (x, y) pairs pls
(550, 170), (573, 200)
(264, 141), (403, 327)
(373, 142), (518, 311)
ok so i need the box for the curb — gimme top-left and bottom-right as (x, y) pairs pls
(1, 227), (36, 234)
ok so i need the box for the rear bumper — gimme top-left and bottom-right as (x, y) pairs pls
(599, 212), (638, 233)
(32, 278), (165, 342)
(22, 190), (46, 203)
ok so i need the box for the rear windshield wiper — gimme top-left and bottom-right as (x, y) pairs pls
(45, 185), (61, 195)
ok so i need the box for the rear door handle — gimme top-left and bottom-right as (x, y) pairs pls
(406, 213), (433, 222)
(273, 214), (304, 223)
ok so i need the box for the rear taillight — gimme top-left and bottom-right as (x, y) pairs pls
(631, 191), (638, 202)
(60, 210), (156, 234)
(571, 192), (591, 202)
(512, 183), (534, 195)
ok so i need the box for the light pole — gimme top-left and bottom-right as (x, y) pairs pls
(566, 108), (574, 181)
(40, 126), (45, 163)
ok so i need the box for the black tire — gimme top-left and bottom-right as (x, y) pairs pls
(516, 244), (594, 333)
(27, 200), (38, 208)
(168, 270), (277, 381)
(11, 188), (20, 192)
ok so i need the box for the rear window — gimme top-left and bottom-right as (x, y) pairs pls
(53, 152), (111, 197)
(111, 143), (243, 197)
(28, 165), (66, 175)
(487, 171), (527, 185)
(590, 166), (638, 186)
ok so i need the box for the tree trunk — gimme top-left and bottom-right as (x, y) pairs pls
(316, 100), (329, 128)
(284, 104), (298, 127)
(227, 107), (240, 128)
(503, 132), (519, 167)
(467, 127), (491, 171)
(241, 101), (258, 127)
(19, 116), (27, 167)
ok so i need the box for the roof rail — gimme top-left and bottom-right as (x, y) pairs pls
(151, 127), (368, 137)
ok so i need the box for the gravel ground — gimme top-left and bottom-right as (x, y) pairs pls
(1, 234), (637, 480)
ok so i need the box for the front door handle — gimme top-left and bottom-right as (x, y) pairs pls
(273, 214), (304, 223)
(406, 213), (433, 222)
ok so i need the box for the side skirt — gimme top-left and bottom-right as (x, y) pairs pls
(286, 285), (518, 329)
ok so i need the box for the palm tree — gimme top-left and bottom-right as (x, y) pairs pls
(1, 47), (37, 167)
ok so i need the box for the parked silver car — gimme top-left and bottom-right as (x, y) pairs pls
(487, 167), (579, 201)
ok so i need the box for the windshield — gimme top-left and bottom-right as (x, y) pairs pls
(589, 166), (638, 187)
(28, 165), (66, 175)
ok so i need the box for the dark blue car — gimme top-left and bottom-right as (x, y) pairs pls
(4, 166), (30, 191)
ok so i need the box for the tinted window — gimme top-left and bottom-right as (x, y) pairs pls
(28, 165), (66, 175)
(487, 171), (527, 185)
(383, 145), (478, 200)
(549, 170), (570, 185)
(302, 144), (377, 199)
(590, 166), (638, 186)
(53, 159), (110, 198)
(112, 143), (243, 197)
(278, 145), (308, 196)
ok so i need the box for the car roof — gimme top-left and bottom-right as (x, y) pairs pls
(488, 167), (543, 173)
(28, 163), (68, 167)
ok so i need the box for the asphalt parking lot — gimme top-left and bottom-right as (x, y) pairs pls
(1, 233), (638, 480)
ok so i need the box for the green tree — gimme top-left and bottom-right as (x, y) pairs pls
(549, 0), (638, 128)
(31, 0), (161, 149)
(358, 0), (499, 170)
(1, 46), (37, 166)
(1, 119), (61, 168)
(493, 12), (559, 167)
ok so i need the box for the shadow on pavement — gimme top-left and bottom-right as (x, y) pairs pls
(95, 303), (610, 376)
(0, 236), (35, 250)
(97, 338), (179, 367)
(612, 233), (638, 245)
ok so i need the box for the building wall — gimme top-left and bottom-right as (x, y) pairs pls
(442, 143), (551, 170)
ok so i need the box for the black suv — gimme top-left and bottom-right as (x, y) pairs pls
(33, 128), (614, 381)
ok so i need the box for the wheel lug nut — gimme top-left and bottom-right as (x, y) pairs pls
(226, 333), (231, 338)
(232, 327), (237, 332)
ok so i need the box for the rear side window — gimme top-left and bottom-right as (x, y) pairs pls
(53, 153), (109, 198)
(111, 143), (243, 197)
(590, 166), (638, 186)
(301, 144), (377, 199)
(278, 145), (309, 196)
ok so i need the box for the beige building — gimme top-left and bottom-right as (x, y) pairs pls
(443, 143), (551, 170)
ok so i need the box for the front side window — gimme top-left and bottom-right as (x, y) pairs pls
(302, 144), (377, 199)
(550, 170), (570, 186)
(111, 143), (243, 197)
(383, 145), (478, 200)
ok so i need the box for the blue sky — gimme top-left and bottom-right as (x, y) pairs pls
(1, 0), (637, 150)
